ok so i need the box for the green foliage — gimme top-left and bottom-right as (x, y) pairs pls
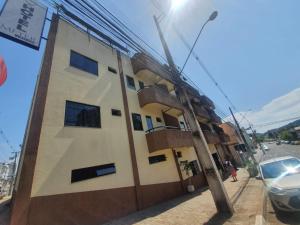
(279, 130), (294, 141)
(245, 159), (258, 177)
(180, 160), (193, 176)
(256, 136), (264, 143)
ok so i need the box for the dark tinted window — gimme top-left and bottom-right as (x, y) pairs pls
(190, 160), (201, 176)
(65, 101), (100, 128)
(149, 155), (166, 164)
(108, 66), (117, 74)
(261, 158), (300, 179)
(111, 109), (121, 116)
(70, 50), (98, 75)
(146, 116), (153, 130)
(179, 121), (186, 130)
(132, 113), (143, 131)
(177, 151), (182, 158)
(156, 117), (162, 123)
(126, 75), (136, 90)
(138, 81), (144, 89)
(71, 163), (116, 183)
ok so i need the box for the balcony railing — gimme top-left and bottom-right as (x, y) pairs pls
(203, 130), (221, 144)
(208, 110), (222, 124)
(131, 53), (174, 83)
(191, 95), (215, 109)
(145, 126), (194, 153)
(138, 85), (183, 114)
(219, 133), (230, 143)
(192, 104), (210, 121)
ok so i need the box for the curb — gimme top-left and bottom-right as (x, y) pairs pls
(254, 184), (267, 225)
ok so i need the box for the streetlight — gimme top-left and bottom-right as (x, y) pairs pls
(154, 9), (234, 214)
(179, 10), (218, 74)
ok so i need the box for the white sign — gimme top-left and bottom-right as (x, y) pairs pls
(0, 0), (47, 50)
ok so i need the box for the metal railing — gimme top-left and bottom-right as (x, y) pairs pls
(145, 125), (190, 134)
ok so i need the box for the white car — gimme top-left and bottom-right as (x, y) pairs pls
(258, 156), (300, 211)
(262, 144), (269, 151)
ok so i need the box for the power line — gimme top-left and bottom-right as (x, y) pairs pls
(253, 116), (300, 128)
(149, 1), (243, 125)
(46, 0), (234, 124)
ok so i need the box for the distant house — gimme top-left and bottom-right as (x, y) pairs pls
(294, 126), (300, 139)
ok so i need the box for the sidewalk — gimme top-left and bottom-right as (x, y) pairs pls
(105, 169), (252, 225)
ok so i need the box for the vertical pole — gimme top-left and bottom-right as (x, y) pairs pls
(153, 15), (233, 214)
(153, 16), (176, 71)
(8, 152), (18, 196)
(229, 107), (257, 165)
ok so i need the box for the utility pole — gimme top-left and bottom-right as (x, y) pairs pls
(8, 151), (19, 195)
(229, 107), (257, 165)
(154, 15), (234, 214)
(249, 126), (265, 155)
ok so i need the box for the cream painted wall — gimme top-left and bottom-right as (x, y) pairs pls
(31, 20), (135, 197)
(121, 55), (183, 185)
(208, 144), (217, 154)
(175, 147), (201, 180)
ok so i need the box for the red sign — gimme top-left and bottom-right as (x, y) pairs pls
(0, 57), (7, 86)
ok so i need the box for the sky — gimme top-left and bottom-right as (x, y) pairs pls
(0, 0), (300, 161)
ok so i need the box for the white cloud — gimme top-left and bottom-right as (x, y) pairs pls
(225, 87), (300, 133)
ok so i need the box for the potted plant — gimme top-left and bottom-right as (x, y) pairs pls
(180, 160), (195, 193)
(245, 159), (258, 177)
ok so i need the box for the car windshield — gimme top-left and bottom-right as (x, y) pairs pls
(261, 158), (300, 179)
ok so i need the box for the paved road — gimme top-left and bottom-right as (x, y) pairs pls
(261, 143), (300, 225)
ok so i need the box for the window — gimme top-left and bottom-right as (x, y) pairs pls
(179, 121), (186, 130)
(71, 163), (116, 183)
(149, 154), (166, 164)
(156, 117), (162, 123)
(70, 50), (98, 75)
(132, 113), (143, 131)
(190, 160), (201, 176)
(65, 101), (100, 128)
(146, 116), (153, 130)
(108, 66), (117, 74)
(126, 75), (136, 90)
(111, 109), (121, 116)
(177, 151), (182, 158)
(138, 81), (145, 89)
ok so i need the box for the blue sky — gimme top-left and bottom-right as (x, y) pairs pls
(0, 0), (300, 161)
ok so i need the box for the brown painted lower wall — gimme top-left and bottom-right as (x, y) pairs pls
(140, 181), (183, 209)
(28, 186), (137, 225)
(183, 173), (208, 190)
(24, 180), (208, 225)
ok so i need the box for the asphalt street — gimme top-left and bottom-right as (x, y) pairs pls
(261, 143), (300, 225)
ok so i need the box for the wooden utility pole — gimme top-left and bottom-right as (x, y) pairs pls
(229, 107), (257, 165)
(154, 15), (233, 214)
(8, 151), (19, 195)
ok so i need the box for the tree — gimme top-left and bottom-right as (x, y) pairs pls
(279, 130), (294, 141)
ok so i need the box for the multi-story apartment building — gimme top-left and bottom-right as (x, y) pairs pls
(11, 15), (231, 225)
(220, 122), (246, 166)
(0, 162), (13, 195)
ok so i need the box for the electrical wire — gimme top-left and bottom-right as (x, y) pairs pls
(43, 0), (233, 124)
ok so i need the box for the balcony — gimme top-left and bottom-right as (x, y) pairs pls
(208, 110), (222, 124)
(138, 85), (183, 116)
(190, 95), (215, 109)
(146, 126), (194, 153)
(219, 133), (230, 143)
(203, 130), (221, 144)
(192, 104), (210, 122)
(131, 53), (174, 88)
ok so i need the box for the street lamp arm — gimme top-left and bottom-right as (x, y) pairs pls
(179, 19), (209, 75)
